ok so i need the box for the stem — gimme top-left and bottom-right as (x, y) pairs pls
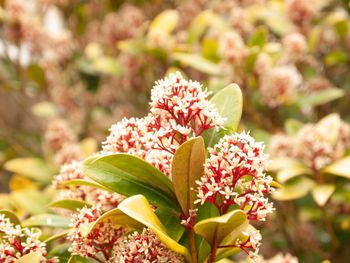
(208, 230), (218, 263)
(189, 229), (198, 263)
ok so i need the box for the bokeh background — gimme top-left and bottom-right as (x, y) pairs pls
(1, 0), (350, 262)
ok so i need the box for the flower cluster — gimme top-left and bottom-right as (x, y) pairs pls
(67, 206), (125, 262)
(196, 132), (274, 220)
(102, 72), (225, 176)
(53, 161), (123, 212)
(195, 132), (274, 260)
(111, 228), (185, 263)
(270, 115), (350, 171)
(257, 253), (299, 263)
(259, 65), (302, 108)
(0, 214), (56, 263)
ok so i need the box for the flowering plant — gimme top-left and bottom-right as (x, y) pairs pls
(0, 72), (276, 263)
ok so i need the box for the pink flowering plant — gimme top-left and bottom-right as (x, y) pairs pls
(13, 72), (275, 263)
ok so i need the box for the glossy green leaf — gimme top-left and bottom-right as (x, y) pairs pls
(49, 199), (91, 211)
(22, 214), (71, 228)
(323, 156), (350, 179)
(171, 53), (223, 76)
(0, 209), (20, 225)
(273, 177), (315, 201)
(83, 154), (178, 211)
(194, 210), (247, 245)
(203, 83), (243, 147)
(311, 184), (335, 206)
(149, 10), (179, 33)
(172, 137), (205, 214)
(299, 88), (345, 107)
(155, 207), (185, 242)
(15, 251), (42, 263)
(4, 158), (56, 183)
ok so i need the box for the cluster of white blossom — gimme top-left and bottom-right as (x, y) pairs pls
(0, 214), (57, 263)
(111, 228), (185, 263)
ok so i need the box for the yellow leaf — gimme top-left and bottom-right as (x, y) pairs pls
(311, 184), (335, 206)
(149, 10), (179, 33)
(323, 156), (350, 179)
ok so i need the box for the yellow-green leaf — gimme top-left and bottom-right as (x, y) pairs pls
(323, 156), (350, 179)
(0, 209), (20, 225)
(22, 214), (71, 228)
(273, 177), (315, 201)
(49, 199), (91, 211)
(149, 10), (179, 33)
(171, 53), (223, 76)
(194, 210), (247, 245)
(311, 184), (335, 206)
(299, 88), (345, 107)
(203, 83), (243, 147)
(4, 158), (56, 183)
(172, 137), (205, 214)
(277, 163), (312, 183)
(15, 251), (42, 263)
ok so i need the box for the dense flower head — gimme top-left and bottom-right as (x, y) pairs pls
(282, 32), (307, 59)
(237, 227), (263, 262)
(53, 161), (123, 212)
(195, 132), (274, 221)
(259, 65), (302, 108)
(103, 72), (225, 177)
(218, 31), (247, 63)
(111, 228), (185, 263)
(44, 118), (77, 153)
(286, 0), (316, 28)
(0, 214), (56, 263)
(67, 206), (125, 262)
(269, 115), (350, 171)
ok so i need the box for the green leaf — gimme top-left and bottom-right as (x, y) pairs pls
(27, 64), (46, 88)
(273, 177), (315, 201)
(194, 210), (247, 245)
(62, 179), (112, 192)
(248, 27), (268, 48)
(323, 156), (350, 179)
(311, 184), (335, 206)
(22, 214), (71, 228)
(68, 255), (96, 263)
(171, 53), (223, 76)
(172, 137), (205, 214)
(4, 158), (56, 183)
(155, 207), (185, 242)
(47, 243), (71, 260)
(299, 88), (345, 107)
(325, 51), (348, 65)
(49, 199), (91, 211)
(203, 83), (243, 147)
(15, 251), (42, 263)
(83, 154), (178, 212)
(44, 230), (69, 243)
(187, 10), (216, 43)
(149, 10), (179, 33)
(0, 209), (20, 225)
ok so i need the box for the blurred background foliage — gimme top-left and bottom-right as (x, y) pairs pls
(1, 0), (350, 262)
